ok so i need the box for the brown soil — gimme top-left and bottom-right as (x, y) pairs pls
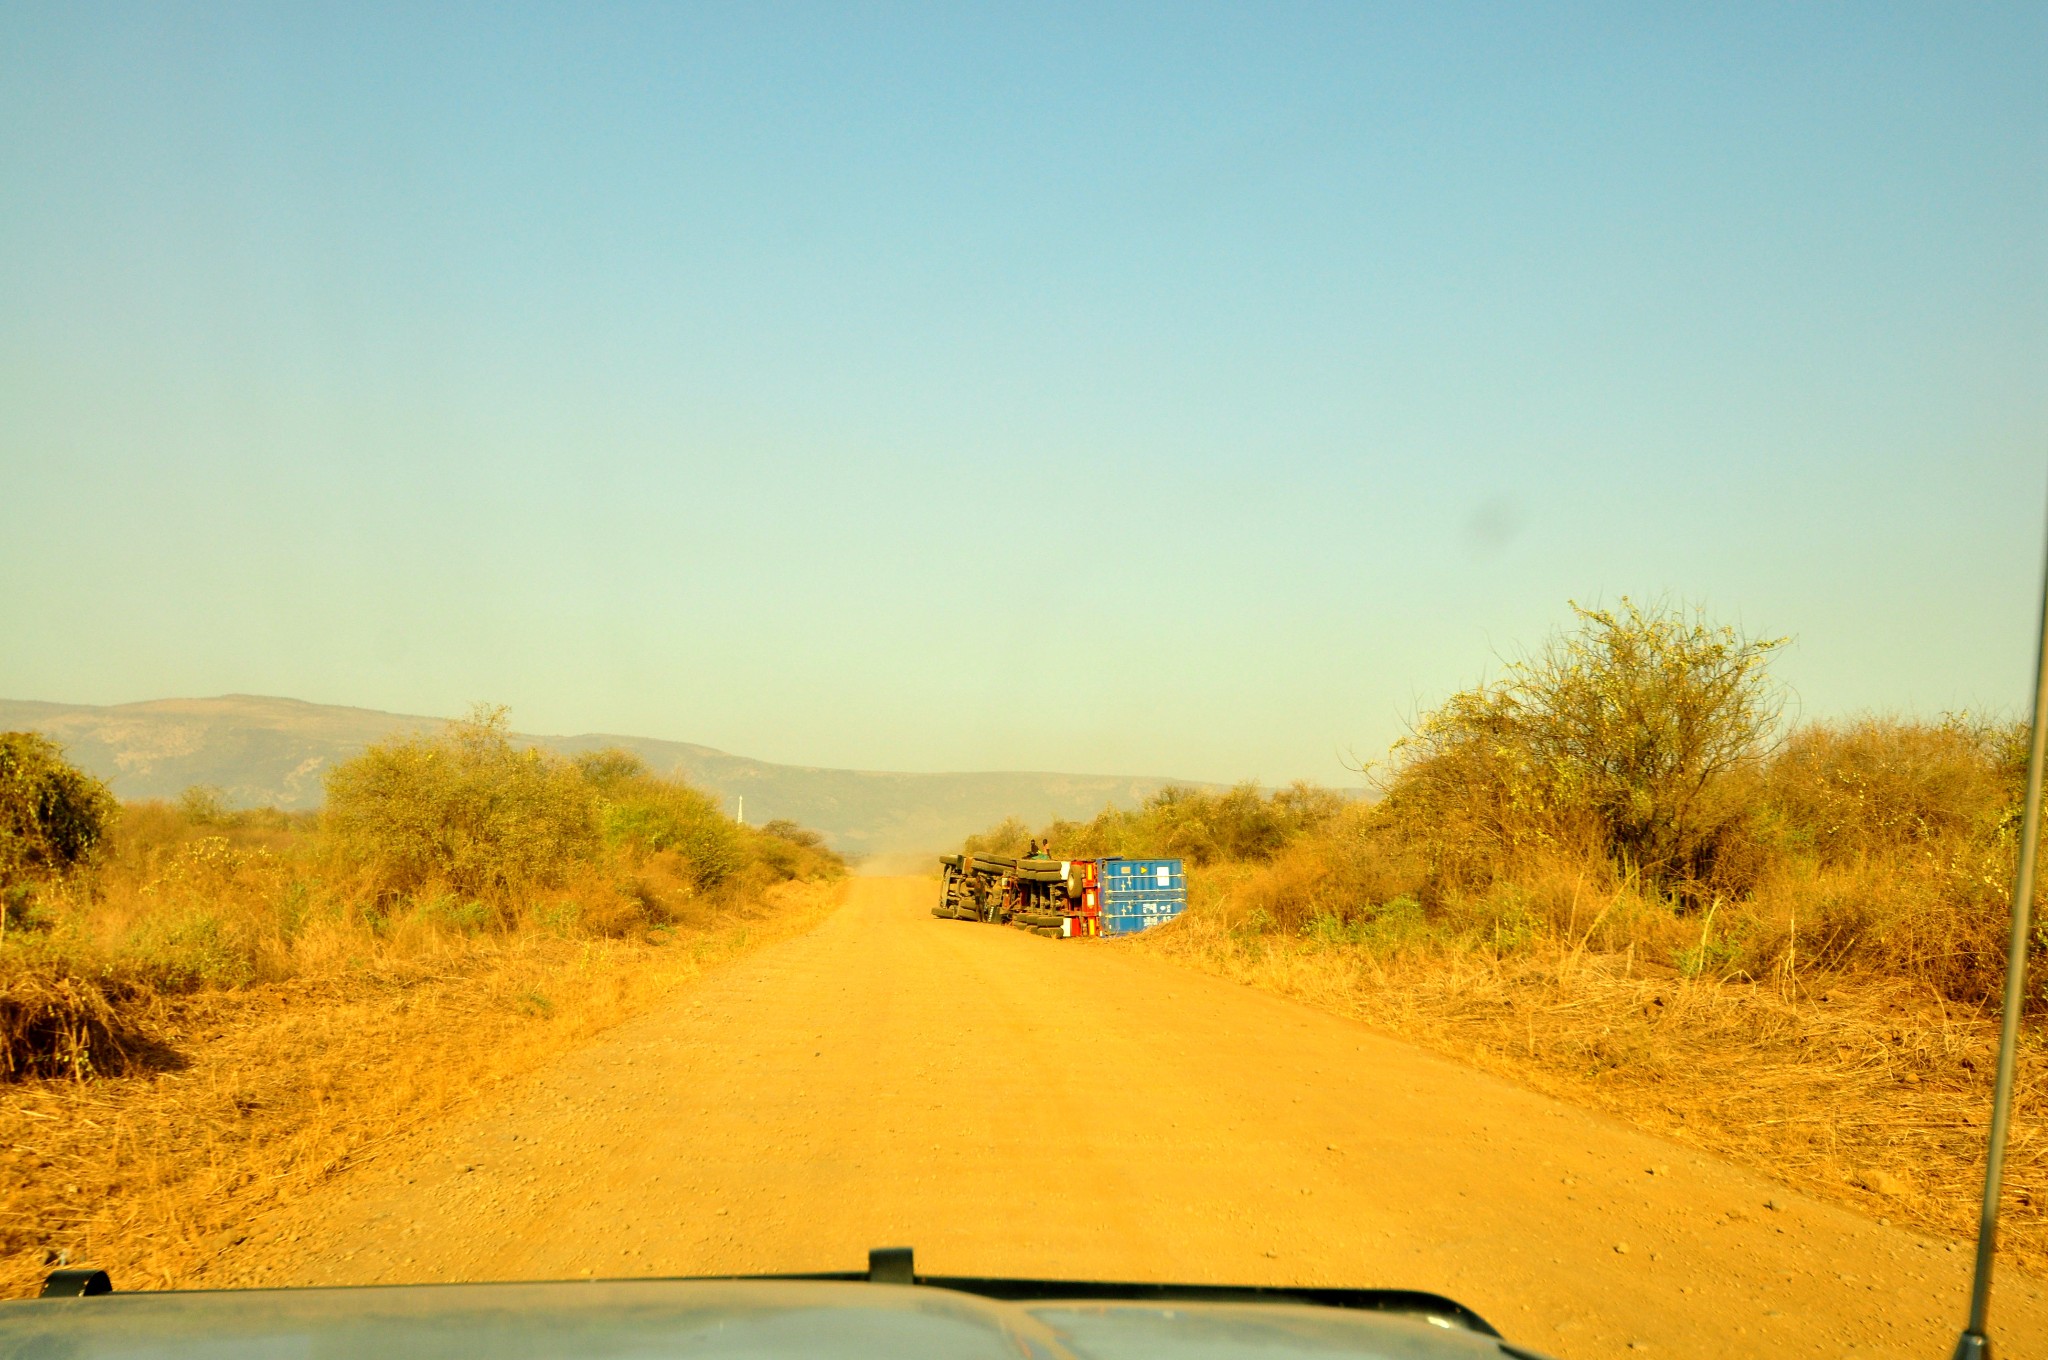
(197, 877), (2047, 1358)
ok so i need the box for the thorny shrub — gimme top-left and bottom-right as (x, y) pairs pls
(325, 706), (601, 915)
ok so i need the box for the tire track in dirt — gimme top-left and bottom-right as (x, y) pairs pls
(212, 877), (2047, 1358)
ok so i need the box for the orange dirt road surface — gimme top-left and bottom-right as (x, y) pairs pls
(218, 877), (2046, 1358)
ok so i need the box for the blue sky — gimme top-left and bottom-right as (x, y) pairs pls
(3, 3), (2043, 783)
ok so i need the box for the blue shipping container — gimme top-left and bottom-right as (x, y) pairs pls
(1096, 858), (1187, 936)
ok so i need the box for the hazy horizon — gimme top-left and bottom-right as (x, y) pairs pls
(5, 4), (2043, 786)
(0, 690), (1246, 781)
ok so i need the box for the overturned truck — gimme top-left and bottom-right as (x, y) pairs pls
(933, 854), (1187, 938)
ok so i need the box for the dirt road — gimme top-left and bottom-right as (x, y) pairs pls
(222, 877), (2046, 1357)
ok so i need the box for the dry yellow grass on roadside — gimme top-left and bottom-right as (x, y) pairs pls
(1136, 910), (2047, 1278)
(0, 877), (844, 1298)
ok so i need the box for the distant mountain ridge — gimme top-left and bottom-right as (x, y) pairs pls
(0, 695), (1209, 858)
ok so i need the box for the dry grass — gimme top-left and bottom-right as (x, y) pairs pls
(0, 714), (850, 1296)
(0, 876), (843, 1297)
(0, 961), (150, 1082)
(0, 714), (845, 1082)
(1138, 897), (2048, 1276)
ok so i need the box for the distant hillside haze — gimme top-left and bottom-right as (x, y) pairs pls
(0, 696), (1208, 858)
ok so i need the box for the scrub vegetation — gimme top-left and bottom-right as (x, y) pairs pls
(970, 599), (2047, 1270)
(0, 706), (844, 1293)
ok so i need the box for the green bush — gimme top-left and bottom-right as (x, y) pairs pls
(601, 777), (749, 891)
(746, 823), (844, 881)
(326, 727), (834, 913)
(571, 748), (649, 795)
(1012, 782), (1347, 867)
(1299, 896), (1436, 954)
(0, 733), (116, 891)
(407, 894), (493, 936)
(125, 909), (259, 990)
(176, 785), (229, 826)
(761, 819), (825, 849)
(323, 706), (600, 912)
(573, 748), (843, 893)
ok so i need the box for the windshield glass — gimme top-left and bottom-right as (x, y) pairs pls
(2, 6), (2045, 1358)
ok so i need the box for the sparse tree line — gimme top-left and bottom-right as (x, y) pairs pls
(0, 707), (842, 1078)
(969, 599), (2037, 1008)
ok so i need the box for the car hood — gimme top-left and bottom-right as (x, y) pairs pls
(0, 1278), (1547, 1359)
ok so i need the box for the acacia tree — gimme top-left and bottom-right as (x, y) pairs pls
(1516, 600), (1787, 880)
(1389, 599), (1787, 894)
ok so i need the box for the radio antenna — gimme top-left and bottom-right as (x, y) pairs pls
(1954, 499), (2048, 1360)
